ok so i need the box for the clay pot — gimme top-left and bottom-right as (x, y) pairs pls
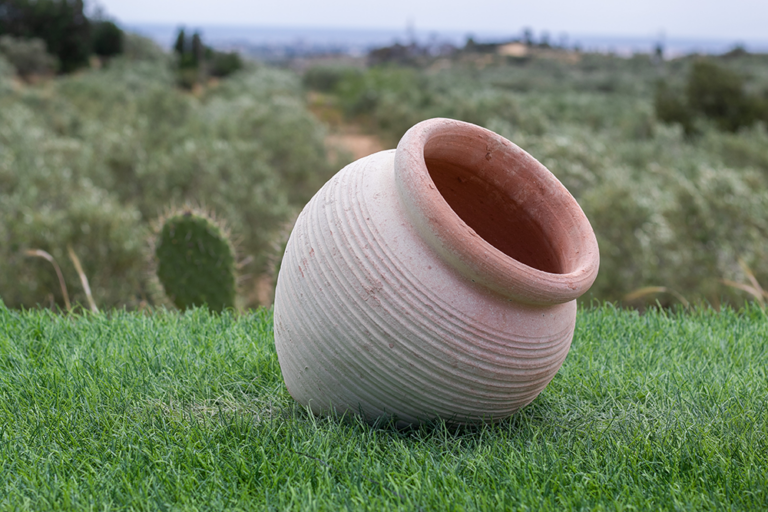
(274, 118), (599, 426)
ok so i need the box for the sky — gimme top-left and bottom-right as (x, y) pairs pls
(93, 0), (768, 42)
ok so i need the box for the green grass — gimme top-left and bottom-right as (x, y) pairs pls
(1, 302), (766, 510)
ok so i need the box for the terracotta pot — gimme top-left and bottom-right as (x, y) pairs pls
(273, 118), (599, 426)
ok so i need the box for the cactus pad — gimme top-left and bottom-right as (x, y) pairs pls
(154, 209), (236, 312)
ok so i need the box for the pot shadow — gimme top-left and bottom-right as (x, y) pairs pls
(287, 396), (569, 444)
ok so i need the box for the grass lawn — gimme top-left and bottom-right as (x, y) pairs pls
(0, 302), (766, 511)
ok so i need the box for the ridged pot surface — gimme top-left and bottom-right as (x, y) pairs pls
(274, 118), (599, 426)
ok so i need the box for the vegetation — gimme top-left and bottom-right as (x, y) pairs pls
(0, 0), (127, 75)
(0, 35), (58, 77)
(153, 207), (237, 312)
(655, 59), (768, 135)
(0, 36), (334, 310)
(304, 51), (768, 308)
(1, 303), (766, 509)
(2, 26), (768, 310)
(90, 19), (123, 58)
(0, 0), (93, 72)
(173, 28), (243, 88)
(1, 30), (766, 510)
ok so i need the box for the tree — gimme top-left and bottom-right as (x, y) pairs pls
(0, 0), (91, 72)
(522, 27), (534, 47)
(173, 27), (185, 55)
(171, 28), (243, 88)
(191, 32), (203, 68)
(91, 20), (123, 57)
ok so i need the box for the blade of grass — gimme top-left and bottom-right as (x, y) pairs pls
(719, 258), (767, 307)
(738, 258), (767, 302)
(721, 280), (765, 307)
(67, 244), (98, 313)
(25, 249), (71, 311)
(624, 286), (690, 307)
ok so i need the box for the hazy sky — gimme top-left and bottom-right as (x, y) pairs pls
(94, 0), (768, 41)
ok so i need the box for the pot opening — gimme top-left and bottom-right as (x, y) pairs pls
(424, 139), (567, 275)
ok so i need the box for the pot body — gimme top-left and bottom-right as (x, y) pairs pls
(274, 118), (599, 426)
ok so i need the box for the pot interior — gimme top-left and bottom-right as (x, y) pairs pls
(424, 138), (568, 275)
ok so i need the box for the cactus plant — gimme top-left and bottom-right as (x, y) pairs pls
(153, 207), (237, 312)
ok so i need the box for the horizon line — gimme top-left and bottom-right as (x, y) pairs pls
(120, 22), (768, 46)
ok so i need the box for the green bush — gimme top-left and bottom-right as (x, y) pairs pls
(0, 61), (333, 310)
(5, 51), (768, 310)
(208, 50), (242, 78)
(655, 59), (766, 134)
(0, 103), (145, 309)
(0, 54), (14, 92)
(654, 80), (695, 135)
(308, 55), (768, 306)
(491, 120), (768, 307)
(122, 32), (167, 63)
(302, 65), (361, 92)
(686, 59), (758, 132)
(0, 35), (58, 77)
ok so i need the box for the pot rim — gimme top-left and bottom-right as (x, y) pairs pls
(394, 118), (599, 305)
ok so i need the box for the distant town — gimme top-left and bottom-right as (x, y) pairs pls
(127, 23), (768, 63)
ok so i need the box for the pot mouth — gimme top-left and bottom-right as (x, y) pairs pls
(394, 118), (599, 305)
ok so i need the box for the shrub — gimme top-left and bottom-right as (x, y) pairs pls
(121, 32), (166, 63)
(489, 110), (768, 307)
(686, 59), (757, 132)
(0, 35), (58, 77)
(0, 54), (14, 92)
(208, 50), (242, 78)
(0, 62), (333, 309)
(302, 65), (361, 93)
(655, 59), (764, 134)
(654, 80), (695, 135)
(0, 104), (146, 309)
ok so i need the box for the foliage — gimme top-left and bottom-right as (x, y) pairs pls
(4, 47), (768, 310)
(90, 20), (123, 58)
(0, 56), (15, 98)
(153, 208), (237, 312)
(0, 56), (333, 310)
(655, 58), (768, 134)
(488, 119), (768, 308)
(0, 0), (91, 72)
(121, 32), (166, 63)
(173, 28), (243, 88)
(686, 59), (760, 131)
(1, 304), (766, 509)
(0, 101), (146, 309)
(0, 52), (14, 84)
(306, 53), (768, 307)
(0, 34), (58, 77)
(654, 80), (694, 135)
(302, 64), (361, 92)
(207, 49), (243, 78)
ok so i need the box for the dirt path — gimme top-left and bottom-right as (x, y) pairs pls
(306, 91), (387, 162)
(250, 94), (387, 307)
(325, 131), (387, 161)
